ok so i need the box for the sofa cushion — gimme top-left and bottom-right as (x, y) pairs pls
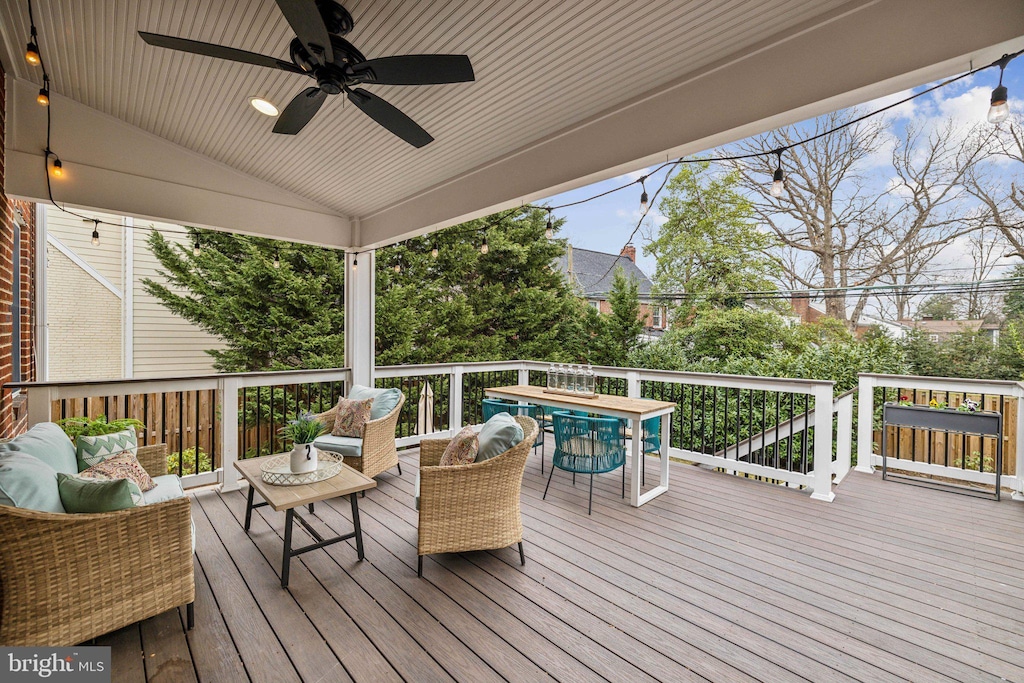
(0, 452), (66, 513)
(476, 412), (524, 463)
(76, 429), (138, 471)
(332, 397), (374, 437)
(57, 473), (140, 513)
(0, 422), (78, 474)
(143, 475), (186, 506)
(313, 435), (363, 458)
(78, 451), (156, 492)
(348, 385), (403, 420)
(440, 425), (479, 466)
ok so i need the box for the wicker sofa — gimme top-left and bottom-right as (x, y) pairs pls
(315, 392), (406, 480)
(417, 415), (538, 577)
(0, 441), (195, 646)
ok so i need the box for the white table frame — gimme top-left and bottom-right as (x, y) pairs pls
(485, 386), (675, 507)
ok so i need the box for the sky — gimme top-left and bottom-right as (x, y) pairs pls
(539, 63), (1024, 315)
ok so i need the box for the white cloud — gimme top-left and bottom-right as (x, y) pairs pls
(618, 167), (651, 182)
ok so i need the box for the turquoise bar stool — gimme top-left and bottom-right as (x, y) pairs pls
(482, 398), (547, 472)
(546, 412), (626, 514)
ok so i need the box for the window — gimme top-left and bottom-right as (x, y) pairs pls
(928, 334), (939, 343)
(651, 306), (663, 327)
(589, 300), (600, 311)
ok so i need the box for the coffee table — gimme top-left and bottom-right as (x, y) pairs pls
(234, 454), (376, 588)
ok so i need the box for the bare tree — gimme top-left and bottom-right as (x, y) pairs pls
(963, 225), (1005, 319)
(734, 111), (992, 327)
(968, 116), (1024, 258)
(872, 233), (945, 321)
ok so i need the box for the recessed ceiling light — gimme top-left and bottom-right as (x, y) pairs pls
(249, 97), (279, 117)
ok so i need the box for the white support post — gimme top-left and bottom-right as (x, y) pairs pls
(518, 366), (529, 387)
(26, 386), (56, 427)
(856, 375), (875, 473)
(810, 384), (836, 502)
(450, 365), (464, 431)
(626, 370), (640, 398)
(345, 250), (375, 389)
(833, 395), (853, 485)
(218, 377), (241, 492)
(1014, 386), (1024, 501)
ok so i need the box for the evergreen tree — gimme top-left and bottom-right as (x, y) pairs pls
(143, 229), (345, 372)
(589, 267), (647, 366)
(1004, 264), (1024, 320)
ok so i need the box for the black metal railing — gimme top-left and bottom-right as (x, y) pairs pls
(239, 381), (347, 459)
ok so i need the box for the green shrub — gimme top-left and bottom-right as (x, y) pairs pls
(167, 447), (213, 476)
(57, 415), (144, 441)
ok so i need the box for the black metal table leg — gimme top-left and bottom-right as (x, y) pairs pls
(244, 485), (255, 531)
(282, 509), (294, 588)
(350, 493), (365, 561)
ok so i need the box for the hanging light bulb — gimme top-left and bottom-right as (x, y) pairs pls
(639, 177), (649, 213)
(480, 239), (489, 255)
(545, 211), (554, 239)
(430, 247), (439, 258)
(25, 38), (40, 66)
(393, 262), (401, 273)
(273, 249), (280, 268)
(989, 54), (1013, 125)
(193, 238), (201, 256)
(37, 79), (49, 106)
(50, 158), (63, 177)
(770, 150), (785, 198)
(91, 227), (100, 246)
(352, 256), (358, 271)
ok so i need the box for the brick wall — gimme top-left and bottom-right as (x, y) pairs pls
(0, 64), (38, 435)
(592, 299), (666, 329)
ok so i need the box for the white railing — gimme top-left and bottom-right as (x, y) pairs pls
(9, 361), (853, 501)
(856, 373), (1024, 500)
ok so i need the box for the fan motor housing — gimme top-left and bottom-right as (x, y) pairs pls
(318, 1), (354, 36)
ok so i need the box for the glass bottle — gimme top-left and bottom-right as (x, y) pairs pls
(547, 363), (556, 390)
(585, 364), (596, 395)
(575, 365), (587, 394)
(556, 364), (567, 392)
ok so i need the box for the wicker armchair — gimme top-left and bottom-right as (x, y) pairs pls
(0, 444), (195, 646)
(417, 416), (538, 577)
(315, 393), (406, 479)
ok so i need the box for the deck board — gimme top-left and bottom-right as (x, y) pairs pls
(108, 436), (1024, 682)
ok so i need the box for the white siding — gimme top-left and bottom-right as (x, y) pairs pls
(131, 221), (225, 378)
(44, 208), (124, 292)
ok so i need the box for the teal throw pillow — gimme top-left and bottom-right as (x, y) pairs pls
(76, 429), (138, 471)
(0, 422), (78, 474)
(57, 473), (141, 513)
(476, 412), (524, 463)
(0, 452), (65, 513)
(348, 385), (402, 420)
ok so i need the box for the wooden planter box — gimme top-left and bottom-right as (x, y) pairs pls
(881, 402), (1003, 500)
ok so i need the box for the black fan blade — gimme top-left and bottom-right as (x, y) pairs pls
(347, 88), (433, 148)
(138, 32), (304, 74)
(352, 55), (475, 85)
(276, 0), (333, 65)
(274, 87), (328, 135)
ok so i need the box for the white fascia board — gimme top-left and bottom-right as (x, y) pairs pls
(5, 78), (351, 248)
(46, 233), (122, 298)
(358, 0), (1024, 248)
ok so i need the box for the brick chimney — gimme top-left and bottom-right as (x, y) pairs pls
(791, 292), (811, 322)
(619, 243), (636, 263)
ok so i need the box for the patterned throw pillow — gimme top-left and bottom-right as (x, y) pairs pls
(76, 429), (138, 470)
(77, 450), (156, 493)
(332, 397), (375, 437)
(439, 426), (479, 466)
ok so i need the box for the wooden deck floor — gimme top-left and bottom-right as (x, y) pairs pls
(99, 437), (1024, 682)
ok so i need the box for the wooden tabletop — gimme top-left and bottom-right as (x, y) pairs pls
(234, 453), (376, 512)
(485, 385), (676, 421)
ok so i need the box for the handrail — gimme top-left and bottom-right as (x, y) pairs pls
(3, 366), (353, 390)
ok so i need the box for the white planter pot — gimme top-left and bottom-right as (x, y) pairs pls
(290, 443), (318, 474)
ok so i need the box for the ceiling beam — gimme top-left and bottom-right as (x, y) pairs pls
(4, 77), (351, 247)
(357, 0), (1024, 249)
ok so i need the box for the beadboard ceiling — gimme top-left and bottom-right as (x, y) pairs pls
(1, 1), (1022, 247)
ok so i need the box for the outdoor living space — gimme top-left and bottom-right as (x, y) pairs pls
(100, 441), (1024, 683)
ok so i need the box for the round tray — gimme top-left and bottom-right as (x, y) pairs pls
(261, 450), (344, 486)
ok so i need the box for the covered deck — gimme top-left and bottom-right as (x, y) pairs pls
(101, 439), (1024, 683)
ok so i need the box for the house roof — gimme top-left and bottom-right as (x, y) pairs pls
(554, 246), (653, 298)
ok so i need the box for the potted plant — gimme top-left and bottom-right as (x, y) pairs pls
(280, 412), (326, 474)
(57, 414), (144, 441)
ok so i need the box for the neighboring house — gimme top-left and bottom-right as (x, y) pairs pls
(41, 206), (225, 381)
(897, 318), (1001, 343)
(790, 295), (909, 339)
(554, 244), (668, 334)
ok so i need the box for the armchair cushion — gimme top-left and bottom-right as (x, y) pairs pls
(56, 473), (140, 513)
(313, 435), (363, 458)
(0, 452), (65, 513)
(0, 422), (78, 474)
(332, 397), (374, 437)
(476, 412), (524, 463)
(440, 426), (479, 466)
(76, 429), (138, 471)
(349, 385), (403, 420)
(142, 475), (186, 506)
(77, 451), (156, 492)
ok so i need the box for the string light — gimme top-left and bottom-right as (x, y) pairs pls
(430, 247), (439, 258)
(989, 53), (1013, 124)
(25, 32), (39, 66)
(352, 256), (358, 271)
(639, 177), (649, 213)
(37, 76), (49, 106)
(393, 262), (401, 273)
(480, 239), (489, 255)
(770, 149), (785, 198)
(273, 248), (280, 268)
(91, 226), (100, 247)
(50, 158), (63, 177)
(545, 210), (554, 239)
(192, 237), (201, 256)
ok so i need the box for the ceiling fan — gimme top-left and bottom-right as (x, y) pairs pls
(138, 0), (474, 147)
